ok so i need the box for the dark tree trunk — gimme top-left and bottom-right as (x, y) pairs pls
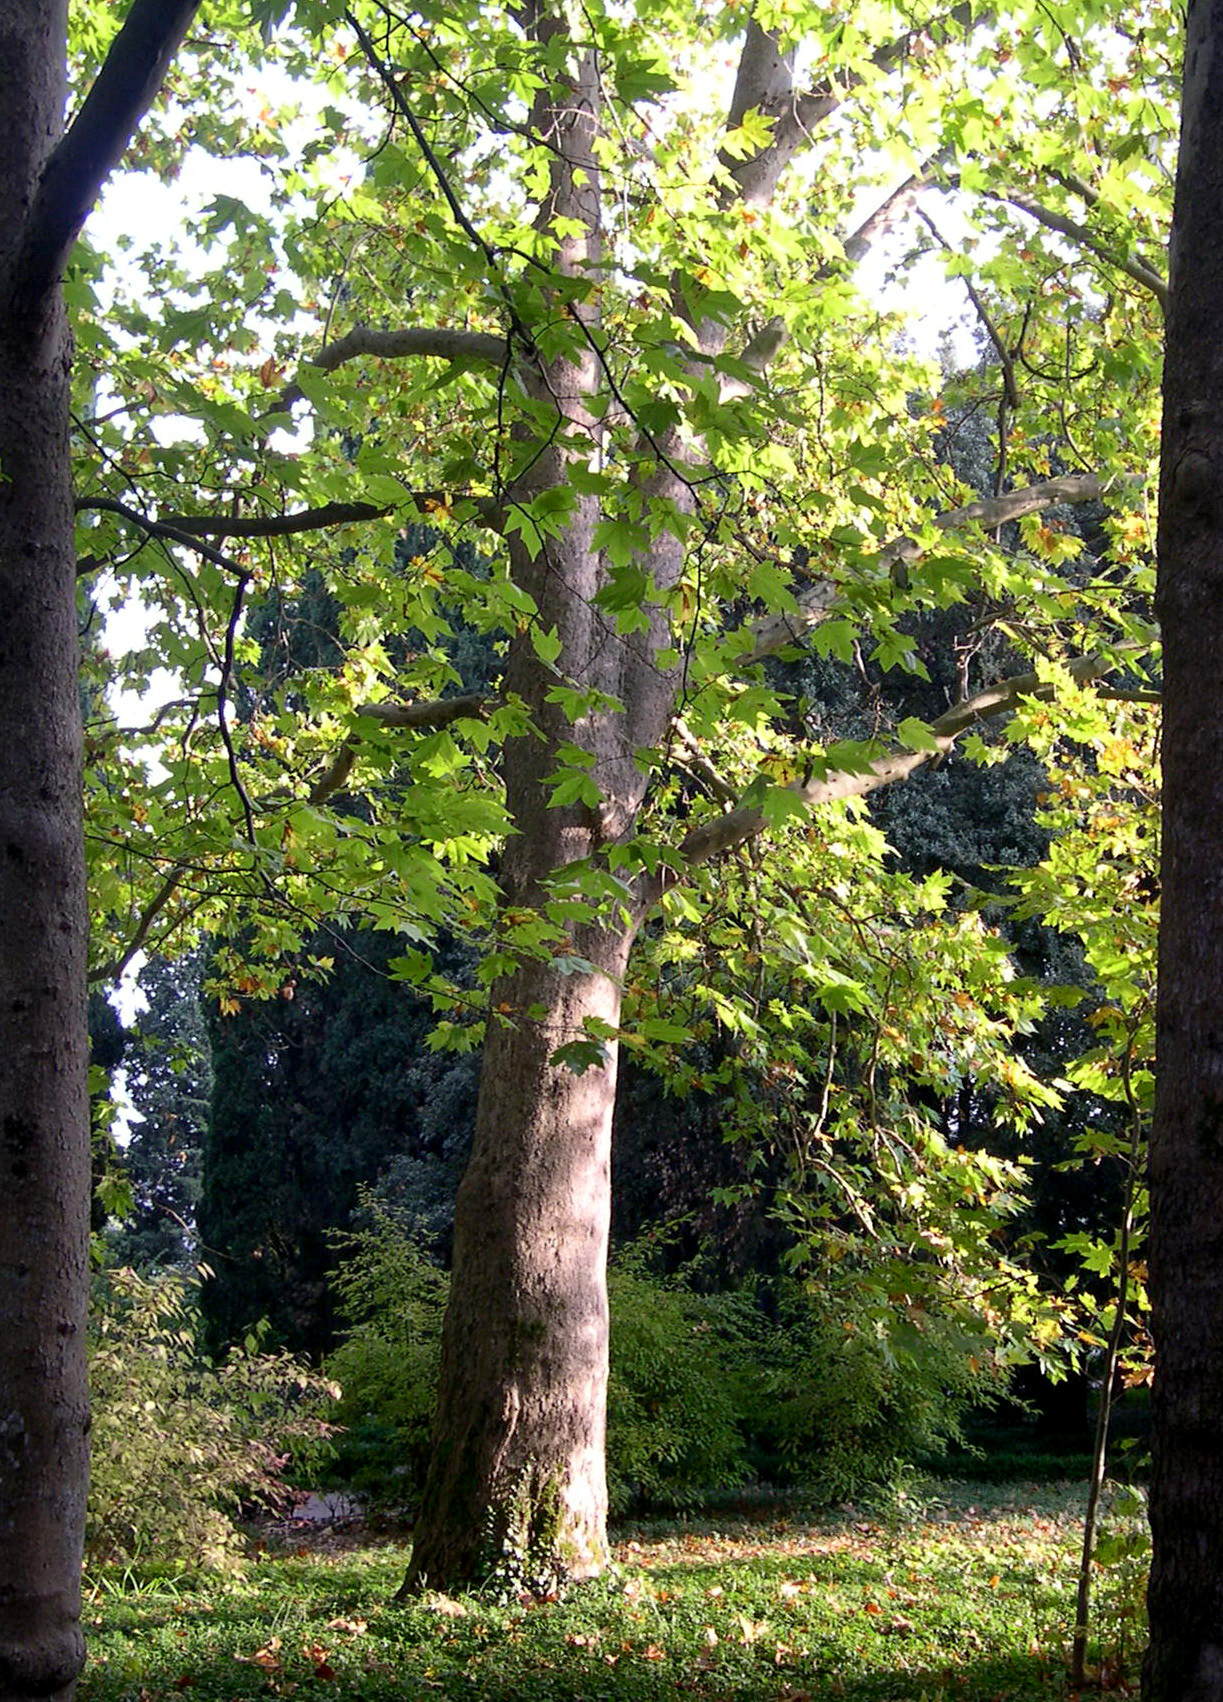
(1145, 6), (1223, 1697)
(0, 8), (90, 1700)
(0, 4), (200, 1694)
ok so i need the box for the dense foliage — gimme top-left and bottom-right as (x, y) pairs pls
(87, 1266), (339, 1570)
(323, 1207), (1003, 1513)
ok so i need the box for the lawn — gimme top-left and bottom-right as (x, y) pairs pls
(80, 1482), (1142, 1702)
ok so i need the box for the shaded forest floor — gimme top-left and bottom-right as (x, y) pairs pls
(80, 1482), (1142, 1702)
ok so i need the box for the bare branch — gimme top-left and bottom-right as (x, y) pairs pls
(742, 471), (1105, 664)
(90, 867), (185, 986)
(161, 492), (504, 538)
(13, 0), (202, 308)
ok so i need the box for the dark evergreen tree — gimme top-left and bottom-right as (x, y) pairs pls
(111, 953), (209, 1269)
(198, 931), (480, 1356)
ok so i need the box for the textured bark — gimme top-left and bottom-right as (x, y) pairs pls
(0, 4), (200, 1695)
(1145, 6), (1223, 1697)
(0, 6), (89, 1699)
(403, 931), (631, 1590)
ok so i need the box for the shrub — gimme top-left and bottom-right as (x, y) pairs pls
(325, 1213), (753, 1513)
(88, 1266), (338, 1571)
(322, 1206), (1005, 1514)
(325, 1206), (448, 1506)
(753, 1275), (1005, 1500)
(606, 1247), (753, 1511)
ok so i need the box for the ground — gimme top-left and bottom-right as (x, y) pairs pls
(79, 1482), (1143, 1702)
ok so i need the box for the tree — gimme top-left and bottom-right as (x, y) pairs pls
(111, 953), (209, 1271)
(1145, 2), (1223, 1693)
(0, 4), (202, 1697)
(71, 0), (1169, 1600)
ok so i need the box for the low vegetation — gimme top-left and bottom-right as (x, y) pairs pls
(79, 1482), (1145, 1702)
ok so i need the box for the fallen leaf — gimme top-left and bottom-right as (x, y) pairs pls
(237, 1637), (282, 1672)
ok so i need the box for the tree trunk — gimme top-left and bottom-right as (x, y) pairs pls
(403, 926), (632, 1591)
(1145, 6), (1223, 1696)
(0, 6), (90, 1699)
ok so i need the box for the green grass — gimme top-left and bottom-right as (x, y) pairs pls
(79, 1482), (1137, 1702)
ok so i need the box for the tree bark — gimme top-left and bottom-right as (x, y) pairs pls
(0, 3), (200, 1694)
(403, 928), (632, 1591)
(1145, 5), (1223, 1696)
(0, 6), (90, 1698)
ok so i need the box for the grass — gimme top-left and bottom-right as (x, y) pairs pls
(79, 1481), (1141, 1702)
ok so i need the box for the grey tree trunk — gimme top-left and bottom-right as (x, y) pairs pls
(0, 8), (90, 1697)
(0, 5), (200, 1695)
(1145, 4), (1223, 1696)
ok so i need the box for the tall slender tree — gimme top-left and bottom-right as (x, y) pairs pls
(0, 6), (201, 1697)
(1146, 3), (1223, 1695)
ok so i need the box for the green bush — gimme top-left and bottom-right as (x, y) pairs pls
(88, 1266), (338, 1571)
(323, 1208), (1005, 1514)
(606, 1248), (753, 1511)
(325, 1208), (449, 1506)
(753, 1277), (1005, 1501)
(325, 1215), (753, 1513)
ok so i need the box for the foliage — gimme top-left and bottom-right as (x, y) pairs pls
(79, 1482), (1089, 1702)
(87, 1266), (338, 1571)
(199, 930), (477, 1356)
(74, 0), (1167, 1000)
(110, 953), (210, 1269)
(325, 1201), (450, 1505)
(1011, 690), (1158, 1372)
(325, 1209), (1009, 1512)
(605, 1248), (754, 1512)
(67, 0), (1175, 1595)
(757, 1276), (1005, 1501)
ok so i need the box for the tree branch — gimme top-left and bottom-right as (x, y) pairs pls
(723, 4), (974, 210)
(984, 186), (1168, 309)
(90, 867), (186, 987)
(741, 472), (1105, 664)
(917, 206), (1021, 410)
(12, 0), (203, 308)
(75, 496), (252, 575)
(842, 173), (930, 265)
(160, 492), (504, 538)
(644, 650), (1123, 902)
(271, 324), (509, 414)
(356, 694), (488, 729)
(162, 501), (390, 538)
